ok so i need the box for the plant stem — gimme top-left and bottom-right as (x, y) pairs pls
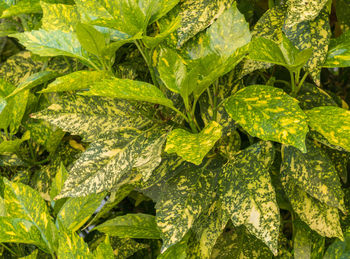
(294, 72), (309, 95)
(134, 40), (158, 87)
(290, 71), (296, 94)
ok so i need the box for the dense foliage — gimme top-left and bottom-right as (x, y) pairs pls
(0, 0), (350, 258)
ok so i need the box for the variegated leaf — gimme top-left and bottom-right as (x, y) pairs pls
(323, 30), (350, 68)
(284, 0), (328, 28)
(0, 217), (47, 251)
(10, 30), (100, 69)
(225, 85), (308, 152)
(176, 0), (234, 47)
(165, 121), (222, 165)
(49, 162), (68, 200)
(56, 128), (167, 198)
(3, 179), (57, 252)
(95, 213), (161, 239)
(41, 1), (80, 32)
(156, 163), (218, 252)
(56, 192), (106, 232)
(220, 141), (279, 255)
(281, 171), (343, 239)
(324, 230), (350, 259)
(1, 0), (41, 18)
(21, 249), (39, 259)
(336, 0), (350, 30)
(306, 106), (350, 152)
(283, 9), (331, 85)
(40, 70), (113, 93)
(0, 131), (30, 154)
(158, 235), (188, 259)
(82, 78), (175, 108)
(93, 236), (114, 259)
(187, 202), (230, 259)
(57, 232), (92, 259)
(241, 5), (286, 77)
(296, 83), (337, 110)
(111, 237), (148, 258)
(75, 22), (107, 57)
(210, 226), (273, 259)
(75, 0), (179, 36)
(281, 141), (345, 212)
(32, 95), (152, 142)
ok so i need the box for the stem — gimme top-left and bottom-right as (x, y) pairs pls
(134, 40), (158, 87)
(290, 71), (296, 94)
(169, 106), (189, 122)
(268, 0), (275, 8)
(274, 80), (291, 87)
(294, 72), (309, 95)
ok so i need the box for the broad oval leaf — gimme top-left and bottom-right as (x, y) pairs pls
(323, 30), (350, 68)
(40, 70), (113, 93)
(225, 85), (308, 152)
(57, 192), (106, 232)
(82, 78), (174, 108)
(221, 141), (279, 255)
(281, 141), (345, 212)
(165, 121), (222, 165)
(75, 22), (107, 57)
(95, 213), (161, 239)
(306, 106), (350, 152)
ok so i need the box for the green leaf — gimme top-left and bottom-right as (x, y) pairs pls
(7, 71), (59, 98)
(49, 162), (68, 200)
(82, 78), (174, 108)
(0, 131), (30, 154)
(284, 0), (328, 28)
(249, 35), (313, 72)
(1, 0), (41, 18)
(281, 141), (345, 213)
(57, 192), (105, 232)
(221, 141), (279, 255)
(336, 0), (350, 30)
(93, 236), (114, 259)
(176, 0), (234, 47)
(323, 229), (350, 259)
(20, 249), (39, 259)
(41, 1), (80, 32)
(0, 97), (6, 113)
(40, 70), (112, 93)
(283, 9), (331, 86)
(3, 179), (57, 252)
(75, 22), (107, 57)
(293, 219), (325, 259)
(157, 235), (188, 259)
(111, 237), (148, 258)
(10, 30), (100, 69)
(57, 232), (91, 259)
(165, 121), (222, 165)
(0, 217), (47, 250)
(281, 170), (343, 239)
(306, 106), (350, 152)
(225, 85), (308, 152)
(211, 226), (273, 259)
(75, 0), (179, 36)
(32, 95), (152, 142)
(156, 163), (218, 252)
(323, 30), (350, 68)
(95, 213), (161, 239)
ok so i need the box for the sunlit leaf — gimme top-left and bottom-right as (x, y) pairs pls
(323, 30), (350, 68)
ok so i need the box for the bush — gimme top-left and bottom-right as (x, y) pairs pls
(0, 0), (350, 258)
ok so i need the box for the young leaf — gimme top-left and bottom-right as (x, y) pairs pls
(306, 106), (350, 152)
(57, 232), (92, 259)
(284, 0), (328, 28)
(3, 179), (57, 252)
(0, 217), (47, 251)
(281, 141), (345, 212)
(156, 164), (218, 252)
(0, 131), (30, 154)
(40, 70), (112, 93)
(75, 23), (107, 57)
(283, 9), (331, 85)
(221, 141), (279, 255)
(93, 236), (114, 259)
(225, 85), (308, 152)
(95, 213), (161, 239)
(281, 172), (343, 239)
(82, 78), (175, 108)
(41, 1), (80, 32)
(165, 121), (222, 165)
(56, 192), (105, 232)
(50, 162), (68, 200)
(323, 30), (350, 68)
(176, 0), (234, 47)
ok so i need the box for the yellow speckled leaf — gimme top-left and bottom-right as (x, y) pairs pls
(323, 30), (350, 68)
(221, 141), (279, 255)
(306, 106), (350, 152)
(165, 121), (222, 165)
(41, 1), (80, 32)
(225, 85), (308, 152)
(281, 141), (345, 213)
(283, 9), (331, 86)
(58, 232), (92, 259)
(281, 171), (343, 239)
(284, 0), (328, 28)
